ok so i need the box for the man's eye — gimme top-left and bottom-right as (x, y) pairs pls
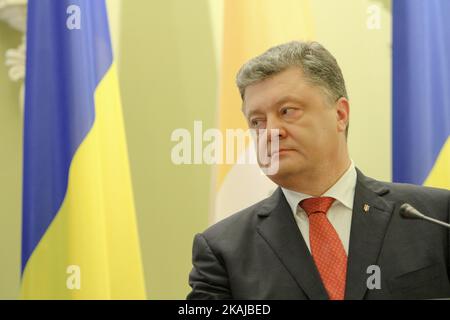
(281, 107), (294, 115)
(250, 119), (265, 128)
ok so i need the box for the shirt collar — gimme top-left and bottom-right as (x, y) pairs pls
(281, 160), (357, 215)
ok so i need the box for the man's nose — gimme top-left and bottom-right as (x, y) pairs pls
(265, 117), (286, 142)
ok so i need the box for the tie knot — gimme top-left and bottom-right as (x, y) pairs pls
(299, 197), (335, 217)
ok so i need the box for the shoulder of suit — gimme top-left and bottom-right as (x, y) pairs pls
(200, 189), (280, 241)
(357, 168), (449, 198)
(369, 177), (449, 197)
(359, 173), (449, 213)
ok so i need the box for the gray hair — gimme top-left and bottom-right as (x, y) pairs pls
(236, 41), (348, 103)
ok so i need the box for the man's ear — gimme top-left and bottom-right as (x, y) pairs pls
(336, 97), (350, 134)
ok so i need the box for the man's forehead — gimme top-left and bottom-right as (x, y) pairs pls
(243, 68), (309, 115)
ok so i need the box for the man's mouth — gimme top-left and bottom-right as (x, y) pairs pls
(270, 148), (295, 157)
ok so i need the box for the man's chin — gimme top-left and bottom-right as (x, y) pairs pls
(258, 155), (304, 177)
(264, 164), (294, 179)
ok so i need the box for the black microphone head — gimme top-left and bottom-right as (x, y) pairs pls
(399, 203), (424, 219)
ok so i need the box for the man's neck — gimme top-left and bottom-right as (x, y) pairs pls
(280, 157), (352, 197)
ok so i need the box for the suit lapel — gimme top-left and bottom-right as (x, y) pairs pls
(344, 169), (395, 299)
(256, 188), (329, 300)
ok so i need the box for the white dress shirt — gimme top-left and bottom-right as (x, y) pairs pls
(281, 161), (357, 255)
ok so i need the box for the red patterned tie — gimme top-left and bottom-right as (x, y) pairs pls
(299, 197), (347, 300)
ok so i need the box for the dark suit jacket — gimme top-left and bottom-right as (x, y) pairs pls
(187, 169), (450, 299)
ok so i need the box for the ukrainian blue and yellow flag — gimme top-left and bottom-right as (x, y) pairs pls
(393, 0), (450, 189)
(22, 0), (146, 299)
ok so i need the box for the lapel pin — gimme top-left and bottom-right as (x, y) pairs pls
(363, 204), (370, 213)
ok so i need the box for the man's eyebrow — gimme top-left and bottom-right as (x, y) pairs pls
(274, 95), (303, 107)
(245, 110), (262, 120)
(244, 95), (303, 118)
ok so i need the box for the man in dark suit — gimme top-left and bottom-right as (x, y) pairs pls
(187, 41), (450, 300)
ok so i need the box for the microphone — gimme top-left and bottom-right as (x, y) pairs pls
(400, 203), (450, 229)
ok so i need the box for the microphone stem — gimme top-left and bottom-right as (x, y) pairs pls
(422, 216), (450, 229)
